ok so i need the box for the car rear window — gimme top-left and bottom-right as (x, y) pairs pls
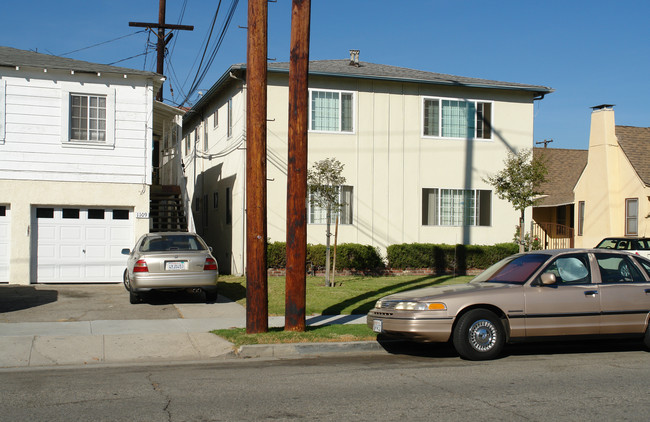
(473, 254), (550, 284)
(140, 235), (207, 252)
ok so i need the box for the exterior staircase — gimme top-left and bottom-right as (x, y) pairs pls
(150, 185), (188, 232)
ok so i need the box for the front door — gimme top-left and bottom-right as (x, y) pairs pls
(524, 253), (601, 336)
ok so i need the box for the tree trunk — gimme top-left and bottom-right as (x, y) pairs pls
(519, 210), (525, 254)
(332, 214), (339, 287)
(325, 206), (331, 287)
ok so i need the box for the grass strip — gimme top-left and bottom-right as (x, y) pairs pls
(218, 274), (472, 316)
(213, 324), (377, 347)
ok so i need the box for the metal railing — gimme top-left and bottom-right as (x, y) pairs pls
(531, 221), (574, 249)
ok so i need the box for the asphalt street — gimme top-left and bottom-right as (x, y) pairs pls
(2, 350), (650, 421)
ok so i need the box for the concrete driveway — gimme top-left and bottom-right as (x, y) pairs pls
(0, 283), (245, 323)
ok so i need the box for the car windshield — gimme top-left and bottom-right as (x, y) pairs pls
(472, 254), (550, 284)
(140, 235), (206, 252)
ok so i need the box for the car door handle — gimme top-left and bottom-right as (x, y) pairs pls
(584, 290), (599, 297)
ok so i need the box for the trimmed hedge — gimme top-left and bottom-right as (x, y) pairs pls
(386, 243), (518, 274)
(268, 241), (517, 274)
(268, 242), (384, 271)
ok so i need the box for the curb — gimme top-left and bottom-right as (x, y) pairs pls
(235, 340), (390, 359)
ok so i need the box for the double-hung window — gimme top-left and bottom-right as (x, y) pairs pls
(422, 97), (492, 139)
(422, 188), (491, 226)
(70, 94), (107, 142)
(625, 198), (638, 236)
(61, 85), (115, 146)
(309, 185), (353, 224)
(309, 89), (354, 133)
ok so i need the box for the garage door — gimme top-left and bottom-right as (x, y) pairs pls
(0, 205), (9, 283)
(36, 207), (133, 283)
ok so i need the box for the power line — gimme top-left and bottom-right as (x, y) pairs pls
(181, 0), (239, 106)
(60, 30), (146, 56)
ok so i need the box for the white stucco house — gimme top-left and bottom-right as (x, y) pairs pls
(177, 51), (553, 275)
(0, 46), (184, 285)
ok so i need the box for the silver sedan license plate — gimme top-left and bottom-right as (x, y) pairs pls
(372, 319), (383, 333)
(165, 261), (186, 271)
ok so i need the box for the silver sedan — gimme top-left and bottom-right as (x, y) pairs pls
(121, 232), (218, 304)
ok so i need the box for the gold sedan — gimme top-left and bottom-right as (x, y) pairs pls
(368, 249), (650, 360)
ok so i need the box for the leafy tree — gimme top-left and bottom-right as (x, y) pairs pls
(483, 149), (548, 253)
(307, 158), (346, 286)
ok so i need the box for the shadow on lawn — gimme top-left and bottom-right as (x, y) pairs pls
(322, 275), (457, 315)
(217, 281), (247, 302)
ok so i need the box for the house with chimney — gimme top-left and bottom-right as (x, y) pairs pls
(573, 105), (650, 247)
(176, 51), (553, 274)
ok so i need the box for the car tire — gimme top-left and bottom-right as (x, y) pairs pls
(123, 269), (131, 292)
(644, 325), (650, 350)
(453, 309), (505, 361)
(205, 289), (218, 303)
(129, 289), (141, 304)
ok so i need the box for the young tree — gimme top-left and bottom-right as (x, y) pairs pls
(307, 158), (346, 287)
(483, 149), (548, 253)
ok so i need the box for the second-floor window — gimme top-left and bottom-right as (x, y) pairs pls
(70, 94), (106, 142)
(227, 98), (233, 138)
(422, 97), (492, 140)
(309, 89), (354, 133)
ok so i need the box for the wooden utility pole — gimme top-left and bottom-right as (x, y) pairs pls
(285, 0), (311, 332)
(245, 0), (269, 334)
(129, 0), (193, 101)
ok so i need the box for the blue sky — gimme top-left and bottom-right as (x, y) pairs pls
(3, 0), (648, 150)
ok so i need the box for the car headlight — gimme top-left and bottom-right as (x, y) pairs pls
(394, 302), (447, 311)
(375, 299), (384, 309)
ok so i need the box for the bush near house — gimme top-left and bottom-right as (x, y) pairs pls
(267, 241), (517, 275)
(267, 242), (384, 272)
(386, 243), (518, 274)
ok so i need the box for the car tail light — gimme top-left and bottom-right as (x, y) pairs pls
(133, 259), (149, 273)
(204, 258), (218, 271)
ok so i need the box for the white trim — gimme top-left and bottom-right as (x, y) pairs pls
(0, 79), (5, 144)
(308, 88), (356, 134)
(421, 96), (493, 141)
(60, 83), (116, 147)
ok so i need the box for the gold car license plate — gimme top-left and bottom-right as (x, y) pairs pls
(165, 261), (187, 271)
(372, 319), (383, 333)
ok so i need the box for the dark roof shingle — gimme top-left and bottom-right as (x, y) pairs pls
(534, 147), (588, 207)
(617, 125), (650, 186)
(0, 45), (160, 78)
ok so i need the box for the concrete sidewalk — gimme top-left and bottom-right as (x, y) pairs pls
(0, 284), (374, 368)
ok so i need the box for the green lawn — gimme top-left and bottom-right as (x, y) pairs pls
(218, 273), (473, 316)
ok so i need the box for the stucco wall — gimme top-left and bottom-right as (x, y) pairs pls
(0, 180), (150, 284)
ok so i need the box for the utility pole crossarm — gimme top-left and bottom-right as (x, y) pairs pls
(128, 22), (194, 31)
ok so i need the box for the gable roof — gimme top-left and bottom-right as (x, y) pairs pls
(616, 125), (650, 186)
(0, 45), (161, 78)
(534, 147), (588, 207)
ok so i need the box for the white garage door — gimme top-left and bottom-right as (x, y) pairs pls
(0, 205), (9, 283)
(36, 207), (133, 283)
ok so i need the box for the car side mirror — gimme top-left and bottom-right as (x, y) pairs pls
(540, 272), (557, 286)
(121, 248), (131, 255)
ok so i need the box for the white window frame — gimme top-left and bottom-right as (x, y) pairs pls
(308, 185), (354, 225)
(308, 88), (355, 134)
(422, 188), (491, 227)
(227, 98), (233, 138)
(421, 96), (493, 140)
(625, 198), (638, 236)
(213, 109), (219, 128)
(61, 84), (115, 148)
(577, 201), (585, 236)
(0, 79), (5, 144)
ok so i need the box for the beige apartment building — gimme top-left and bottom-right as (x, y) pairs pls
(174, 53), (552, 274)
